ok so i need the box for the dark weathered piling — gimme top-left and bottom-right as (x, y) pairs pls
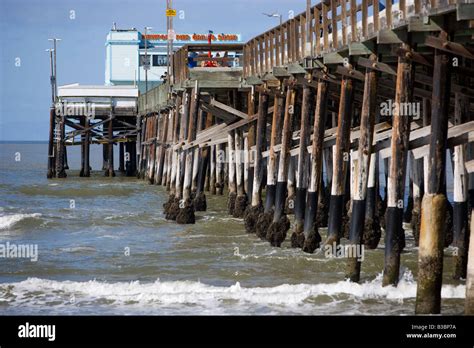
(256, 90), (284, 239)
(383, 47), (414, 287)
(452, 91), (469, 280)
(301, 79), (329, 253)
(210, 145), (217, 195)
(168, 100), (181, 189)
(410, 151), (423, 247)
(227, 130), (237, 215)
(176, 86), (199, 224)
(119, 142), (125, 173)
(194, 111), (212, 212)
(138, 115), (147, 179)
(363, 151), (380, 249)
(156, 112), (170, 185)
(147, 115), (157, 183)
(467, 211), (474, 314)
(291, 82), (314, 248)
(347, 55), (378, 282)
(55, 114), (67, 178)
(244, 91), (269, 234)
(233, 128), (247, 217)
(165, 92), (189, 220)
(267, 86), (295, 246)
(102, 143), (109, 171)
(79, 117), (86, 177)
(47, 107), (56, 179)
(246, 90), (257, 197)
(216, 142), (225, 195)
(326, 77), (353, 246)
(286, 156), (296, 215)
(83, 116), (91, 177)
(106, 116), (115, 177)
(416, 34), (451, 313)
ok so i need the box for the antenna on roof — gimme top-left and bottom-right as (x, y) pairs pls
(112, 22), (117, 30)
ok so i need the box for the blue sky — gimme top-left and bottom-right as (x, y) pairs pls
(0, 0), (310, 141)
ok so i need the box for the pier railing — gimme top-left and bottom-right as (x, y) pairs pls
(243, 0), (457, 78)
(138, 82), (170, 115)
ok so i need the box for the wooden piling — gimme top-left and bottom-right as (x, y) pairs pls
(176, 86), (199, 224)
(47, 107), (56, 179)
(301, 79), (329, 253)
(452, 91), (469, 280)
(107, 115), (115, 177)
(416, 34), (451, 313)
(346, 55), (378, 282)
(83, 116), (91, 177)
(227, 130), (237, 215)
(244, 91), (269, 234)
(291, 82), (314, 247)
(165, 92), (189, 220)
(233, 128), (247, 217)
(466, 208), (474, 314)
(267, 85), (296, 246)
(326, 77), (354, 246)
(55, 114), (67, 178)
(246, 90), (257, 197)
(383, 46), (414, 287)
(156, 112), (169, 184)
(363, 151), (381, 249)
(216, 142), (225, 195)
(210, 145), (217, 195)
(80, 116), (86, 177)
(102, 143), (109, 171)
(194, 111), (212, 212)
(256, 89), (284, 239)
(119, 142), (125, 173)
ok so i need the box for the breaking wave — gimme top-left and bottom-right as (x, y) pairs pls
(0, 213), (42, 230)
(0, 270), (465, 314)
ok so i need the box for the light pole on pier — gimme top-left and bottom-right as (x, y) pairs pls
(262, 12), (283, 27)
(48, 38), (61, 101)
(143, 26), (153, 98)
(46, 49), (55, 104)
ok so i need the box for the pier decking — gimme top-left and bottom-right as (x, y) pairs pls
(48, 0), (474, 314)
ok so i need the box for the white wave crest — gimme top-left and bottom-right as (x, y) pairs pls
(0, 270), (465, 312)
(0, 213), (42, 230)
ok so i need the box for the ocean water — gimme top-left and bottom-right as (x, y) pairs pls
(0, 143), (466, 315)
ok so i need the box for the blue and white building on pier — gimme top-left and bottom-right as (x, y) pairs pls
(105, 25), (243, 93)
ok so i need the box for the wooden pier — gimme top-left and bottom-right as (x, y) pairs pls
(48, 0), (474, 314)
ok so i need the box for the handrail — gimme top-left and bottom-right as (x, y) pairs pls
(242, 0), (453, 78)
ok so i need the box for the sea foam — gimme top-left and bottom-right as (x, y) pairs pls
(0, 213), (42, 230)
(0, 270), (465, 311)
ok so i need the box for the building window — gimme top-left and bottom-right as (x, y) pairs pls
(152, 55), (168, 67)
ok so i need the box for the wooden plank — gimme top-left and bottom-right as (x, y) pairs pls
(425, 35), (474, 60)
(336, 65), (365, 81)
(357, 56), (397, 75)
(210, 98), (248, 119)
